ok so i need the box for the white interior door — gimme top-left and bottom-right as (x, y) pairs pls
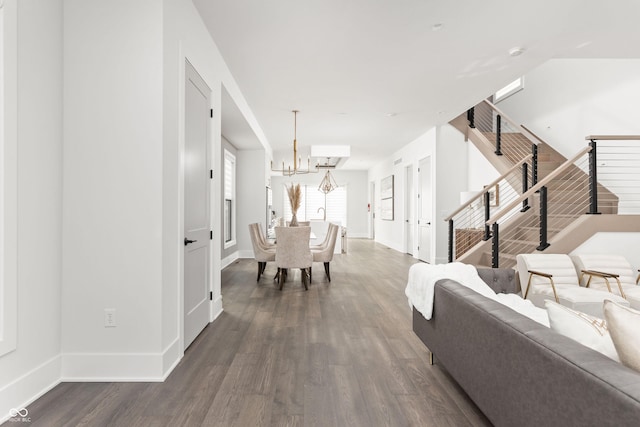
(405, 165), (414, 255)
(418, 157), (432, 262)
(370, 182), (375, 239)
(184, 61), (211, 350)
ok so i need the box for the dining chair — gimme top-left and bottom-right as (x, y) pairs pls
(274, 226), (312, 290)
(248, 223), (276, 281)
(310, 223), (337, 251)
(311, 224), (339, 282)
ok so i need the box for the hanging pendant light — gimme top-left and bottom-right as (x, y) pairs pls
(318, 169), (338, 194)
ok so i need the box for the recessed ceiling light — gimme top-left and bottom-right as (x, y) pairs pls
(508, 47), (525, 57)
(385, 112), (397, 117)
(576, 41), (592, 49)
(432, 23), (443, 32)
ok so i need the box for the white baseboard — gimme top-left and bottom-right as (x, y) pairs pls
(236, 249), (254, 259)
(221, 251), (239, 269)
(0, 354), (61, 424)
(211, 294), (223, 322)
(161, 338), (181, 380)
(61, 345), (178, 382)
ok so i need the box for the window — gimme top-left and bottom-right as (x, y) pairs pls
(283, 184), (347, 227)
(494, 77), (524, 103)
(0, 0), (17, 357)
(223, 150), (236, 248)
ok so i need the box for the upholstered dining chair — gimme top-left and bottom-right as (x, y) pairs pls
(310, 223), (337, 251)
(248, 223), (276, 281)
(516, 253), (629, 317)
(571, 254), (640, 309)
(311, 224), (339, 281)
(274, 226), (312, 291)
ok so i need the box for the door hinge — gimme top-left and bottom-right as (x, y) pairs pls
(210, 230), (213, 240)
(210, 109), (213, 118)
(209, 291), (213, 301)
(417, 246), (420, 250)
(210, 169), (213, 179)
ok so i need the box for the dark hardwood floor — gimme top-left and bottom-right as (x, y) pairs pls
(15, 239), (491, 426)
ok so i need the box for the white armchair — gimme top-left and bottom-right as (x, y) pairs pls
(516, 253), (629, 317)
(571, 254), (640, 309)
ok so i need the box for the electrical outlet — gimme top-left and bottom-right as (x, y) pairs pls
(104, 309), (116, 327)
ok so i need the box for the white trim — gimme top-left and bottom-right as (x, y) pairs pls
(210, 294), (223, 323)
(223, 149), (236, 249)
(221, 251), (239, 269)
(0, 355), (61, 424)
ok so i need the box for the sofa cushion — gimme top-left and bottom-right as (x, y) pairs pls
(604, 300), (640, 373)
(545, 300), (619, 361)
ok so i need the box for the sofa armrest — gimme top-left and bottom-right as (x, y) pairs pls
(476, 267), (520, 295)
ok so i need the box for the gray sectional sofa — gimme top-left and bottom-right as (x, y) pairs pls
(412, 268), (640, 427)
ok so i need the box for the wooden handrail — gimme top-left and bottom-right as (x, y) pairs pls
(444, 154), (532, 221)
(481, 99), (541, 145)
(585, 135), (640, 141)
(520, 125), (547, 145)
(485, 146), (592, 225)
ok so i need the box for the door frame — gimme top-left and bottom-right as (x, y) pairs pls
(418, 156), (432, 263)
(405, 164), (414, 255)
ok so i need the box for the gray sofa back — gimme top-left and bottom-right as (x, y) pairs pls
(413, 276), (640, 427)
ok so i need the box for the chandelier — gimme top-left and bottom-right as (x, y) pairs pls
(271, 110), (318, 176)
(318, 169), (338, 194)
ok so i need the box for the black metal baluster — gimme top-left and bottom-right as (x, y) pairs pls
(531, 144), (538, 188)
(537, 186), (550, 250)
(483, 191), (491, 241)
(491, 223), (499, 268)
(448, 219), (454, 262)
(521, 163), (530, 212)
(467, 107), (475, 129)
(495, 115), (502, 155)
(588, 139), (600, 214)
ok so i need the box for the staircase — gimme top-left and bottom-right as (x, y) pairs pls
(447, 101), (622, 268)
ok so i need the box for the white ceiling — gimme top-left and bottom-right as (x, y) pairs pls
(196, 0), (640, 171)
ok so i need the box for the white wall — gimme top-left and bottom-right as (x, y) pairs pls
(368, 129), (436, 255)
(62, 0), (164, 378)
(498, 59), (640, 158)
(236, 149), (267, 260)
(434, 125), (469, 264)
(270, 170), (369, 238)
(0, 0), (63, 418)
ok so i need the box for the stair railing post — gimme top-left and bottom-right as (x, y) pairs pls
(521, 163), (530, 212)
(467, 107), (475, 129)
(491, 223), (499, 268)
(531, 144), (538, 187)
(448, 219), (454, 262)
(588, 139), (601, 214)
(483, 191), (491, 241)
(537, 186), (550, 250)
(495, 114), (503, 155)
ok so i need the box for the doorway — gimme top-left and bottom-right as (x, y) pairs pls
(183, 61), (212, 350)
(418, 156), (432, 263)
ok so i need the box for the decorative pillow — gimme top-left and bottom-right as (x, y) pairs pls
(603, 300), (640, 372)
(545, 300), (619, 361)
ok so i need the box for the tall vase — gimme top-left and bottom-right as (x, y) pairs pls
(290, 213), (298, 227)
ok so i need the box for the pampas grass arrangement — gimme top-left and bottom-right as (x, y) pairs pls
(286, 183), (302, 226)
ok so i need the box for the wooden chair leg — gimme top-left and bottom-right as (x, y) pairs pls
(301, 268), (308, 291)
(256, 262), (263, 281)
(279, 268), (285, 290)
(324, 262), (331, 282)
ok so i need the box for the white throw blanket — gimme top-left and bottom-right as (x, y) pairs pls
(405, 262), (549, 327)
